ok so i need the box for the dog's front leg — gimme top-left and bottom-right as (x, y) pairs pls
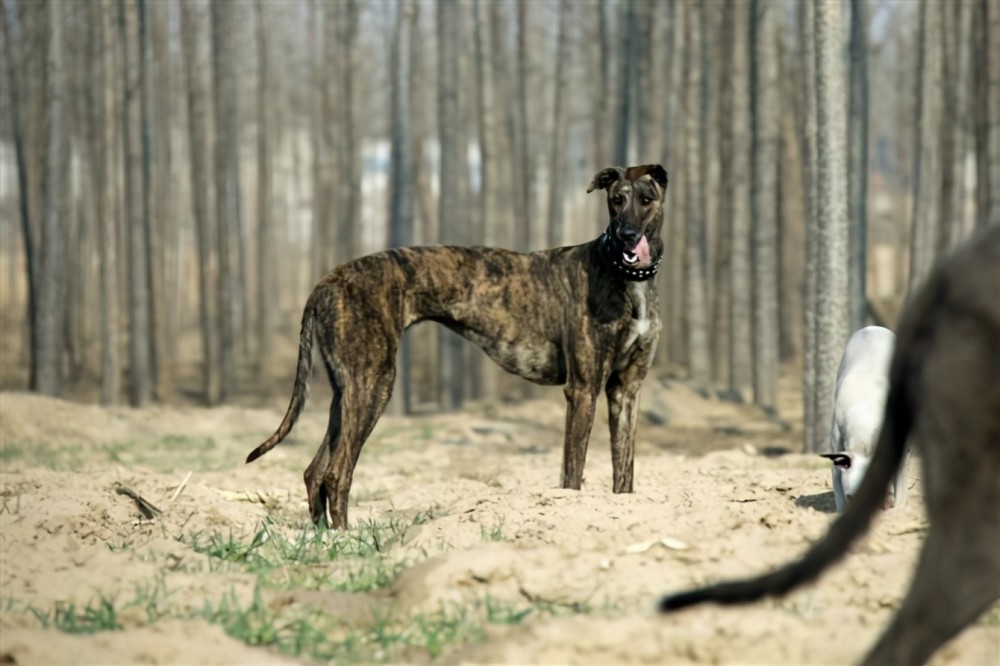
(561, 384), (600, 489)
(606, 370), (643, 493)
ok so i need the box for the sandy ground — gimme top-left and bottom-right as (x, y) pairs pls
(1, 375), (998, 665)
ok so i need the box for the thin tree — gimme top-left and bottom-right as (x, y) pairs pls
(947, 2), (973, 248)
(614, 0), (636, 165)
(334, 0), (360, 264)
(472, 0), (499, 401)
(971, 0), (989, 228)
(210, 0), (238, 399)
(36, 0), (68, 396)
(437, 0), (468, 409)
(908, 0), (943, 289)
(0, 2), (38, 389)
(728, 0), (752, 400)
(750, 0), (780, 414)
(388, 0), (415, 413)
(255, 0), (273, 377)
(684, 0), (711, 385)
(546, 0), (570, 248)
(138, 0), (165, 398)
(847, 0), (869, 331)
(797, 0), (819, 450)
(989, 0), (1000, 227)
(812, 0), (851, 451)
(310, 0), (329, 279)
(181, 0), (220, 405)
(85, 0), (121, 404)
(120, 0), (152, 406)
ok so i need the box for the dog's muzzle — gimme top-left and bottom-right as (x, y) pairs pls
(599, 229), (662, 281)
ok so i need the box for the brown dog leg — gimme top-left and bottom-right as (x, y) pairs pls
(606, 372), (642, 493)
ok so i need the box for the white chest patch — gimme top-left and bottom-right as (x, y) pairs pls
(623, 284), (651, 351)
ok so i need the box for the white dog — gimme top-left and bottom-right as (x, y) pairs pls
(820, 326), (904, 513)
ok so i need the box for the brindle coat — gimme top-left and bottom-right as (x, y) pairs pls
(660, 223), (1000, 666)
(247, 165), (669, 529)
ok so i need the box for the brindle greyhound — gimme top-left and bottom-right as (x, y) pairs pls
(660, 223), (1000, 666)
(246, 164), (668, 529)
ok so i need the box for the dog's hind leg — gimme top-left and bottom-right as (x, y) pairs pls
(322, 367), (397, 530)
(860, 518), (1000, 666)
(304, 357), (344, 527)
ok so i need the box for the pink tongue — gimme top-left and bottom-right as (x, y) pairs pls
(633, 235), (650, 264)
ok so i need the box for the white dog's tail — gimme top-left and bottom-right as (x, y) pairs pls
(659, 357), (912, 611)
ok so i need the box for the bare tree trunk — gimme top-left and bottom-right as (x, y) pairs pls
(335, 0), (360, 264)
(988, 0), (1000, 227)
(936, 0), (957, 252)
(662, 0), (686, 367)
(797, 0), (819, 450)
(847, 0), (869, 331)
(546, 0), (570, 248)
(120, 0), (152, 406)
(750, 0), (780, 414)
(151, 0), (175, 365)
(614, 0), (636, 165)
(728, 0), (752, 400)
(972, 0), (990, 228)
(684, 1), (710, 385)
(211, 0), (238, 399)
(181, 0), (220, 405)
(514, 1), (533, 250)
(84, 1), (121, 404)
(0, 3), (39, 389)
(389, 0), (415, 413)
(36, 0), (68, 396)
(812, 0), (851, 451)
(948, 2), (973, 248)
(310, 0), (329, 279)
(591, 1), (611, 174)
(437, 0), (468, 409)
(909, 0), (943, 289)
(255, 0), (273, 379)
(472, 0), (499, 402)
(138, 0), (166, 399)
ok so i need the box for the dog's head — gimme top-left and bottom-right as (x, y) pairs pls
(587, 164), (668, 269)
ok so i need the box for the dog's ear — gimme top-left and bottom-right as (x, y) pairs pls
(625, 164), (669, 191)
(587, 167), (625, 193)
(819, 453), (852, 469)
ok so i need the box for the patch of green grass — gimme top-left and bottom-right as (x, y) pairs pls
(480, 518), (505, 542)
(201, 587), (548, 662)
(29, 598), (123, 634)
(186, 514), (427, 592)
(0, 445), (24, 461)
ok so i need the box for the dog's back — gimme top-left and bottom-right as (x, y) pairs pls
(660, 224), (1000, 665)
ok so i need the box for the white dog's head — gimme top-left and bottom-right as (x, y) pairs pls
(820, 450), (872, 503)
(821, 401), (884, 505)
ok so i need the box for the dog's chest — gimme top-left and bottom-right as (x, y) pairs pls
(618, 284), (657, 366)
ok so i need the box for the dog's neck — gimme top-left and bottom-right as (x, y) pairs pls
(597, 227), (662, 282)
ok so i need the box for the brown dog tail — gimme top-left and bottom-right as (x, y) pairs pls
(245, 298), (317, 464)
(659, 361), (913, 612)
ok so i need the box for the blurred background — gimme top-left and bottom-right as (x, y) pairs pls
(0, 0), (996, 452)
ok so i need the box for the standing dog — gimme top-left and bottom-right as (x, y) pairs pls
(246, 165), (667, 529)
(820, 326), (904, 513)
(660, 224), (1000, 665)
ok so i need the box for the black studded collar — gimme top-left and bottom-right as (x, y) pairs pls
(597, 228), (662, 282)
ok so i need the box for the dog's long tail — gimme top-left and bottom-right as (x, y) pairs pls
(245, 297), (317, 464)
(659, 358), (913, 612)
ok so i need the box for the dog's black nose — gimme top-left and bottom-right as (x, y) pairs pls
(619, 228), (639, 245)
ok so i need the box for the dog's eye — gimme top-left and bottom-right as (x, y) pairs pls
(613, 194), (626, 205)
(640, 196), (653, 205)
